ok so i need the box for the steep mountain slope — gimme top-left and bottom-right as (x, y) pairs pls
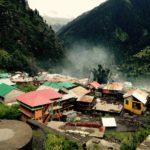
(58, 0), (150, 76)
(0, 0), (64, 74)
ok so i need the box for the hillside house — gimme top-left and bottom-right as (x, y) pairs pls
(0, 83), (24, 105)
(101, 82), (123, 98)
(76, 95), (96, 111)
(60, 94), (76, 111)
(17, 89), (62, 123)
(123, 89), (149, 115)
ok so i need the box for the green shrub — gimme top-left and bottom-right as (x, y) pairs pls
(16, 83), (37, 92)
(0, 104), (21, 119)
(121, 128), (150, 150)
(44, 131), (79, 150)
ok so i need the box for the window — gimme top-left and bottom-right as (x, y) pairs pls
(125, 100), (129, 105)
(132, 102), (141, 110)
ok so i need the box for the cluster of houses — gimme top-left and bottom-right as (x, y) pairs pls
(0, 72), (149, 124)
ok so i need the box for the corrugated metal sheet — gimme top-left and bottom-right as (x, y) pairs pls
(69, 86), (90, 98)
(89, 81), (101, 89)
(4, 90), (24, 104)
(0, 78), (15, 86)
(77, 95), (94, 103)
(0, 73), (11, 78)
(102, 117), (117, 127)
(123, 89), (149, 104)
(43, 81), (76, 89)
(17, 89), (62, 107)
(0, 83), (15, 97)
(36, 85), (59, 92)
(103, 82), (123, 91)
(61, 94), (75, 101)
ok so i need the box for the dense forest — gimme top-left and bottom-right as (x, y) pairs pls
(0, 0), (64, 75)
(59, 0), (150, 77)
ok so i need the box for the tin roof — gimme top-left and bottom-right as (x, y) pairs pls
(36, 85), (59, 92)
(0, 73), (11, 78)
(4, 90), (24, 104)
(123, 89), (149, 104)
(77, 95), (94, 103)
(43, 81), (76, 89)
(0, 78), (15, 86)
(103, 82), (123, 91)
(61, 94), (76, 101)
(17, 89), (62, 107)
(0, 83), (16, 97)
(94, 101), (123, 113)
(89, 81), (101, 89)
(69, 86), (90, 98)
(102, 117), (117, 127)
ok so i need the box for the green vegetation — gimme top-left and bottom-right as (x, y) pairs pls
(32, 130), (45, 150)
(59, 0), (150, 77)
(105, 127), (150, 150)
(0, 0), (64, 75)
(0, 104), (21, 119)
(92, 64), (111, 83)
(121, 46), (150, 77)
(44, 131), (79, 150)
(16, 83), (38, 92)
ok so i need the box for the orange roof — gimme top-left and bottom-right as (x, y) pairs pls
(17, 89), (62, 107)
(89, 81), (101, 89)
(103, 82), (123, 91)
(77, 95), (94, 103)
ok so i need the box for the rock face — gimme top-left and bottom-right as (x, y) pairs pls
(0, 120), (32, 150)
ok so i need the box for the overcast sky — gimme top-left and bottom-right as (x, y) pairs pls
(28, 0), (107, 18)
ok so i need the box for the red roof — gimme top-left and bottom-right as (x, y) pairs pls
(17, 89), (62, 107)
(89, 81), (101, 89)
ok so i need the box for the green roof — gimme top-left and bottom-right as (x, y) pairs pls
(0, 83), (16, 97)
(43, 82), (76, 89)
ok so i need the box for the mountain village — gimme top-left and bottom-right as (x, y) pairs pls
(0, 71), (149, 149)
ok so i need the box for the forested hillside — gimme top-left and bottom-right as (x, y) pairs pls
(0, 0), (64, 75)
(59, 0), (150, 77)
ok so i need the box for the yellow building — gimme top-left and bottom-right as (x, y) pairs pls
(123, 89), (149, 115)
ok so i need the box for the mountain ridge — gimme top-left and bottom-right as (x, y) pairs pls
(58, 0), (150, 76)
(0, 0), (64, 74)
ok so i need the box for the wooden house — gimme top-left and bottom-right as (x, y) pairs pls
(101, 82), (123, 98)
(123, 89), (149, 115)
(17, 89), (62, 123)
(60, 94), (76, 111)
(76, 95), (96, 111)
